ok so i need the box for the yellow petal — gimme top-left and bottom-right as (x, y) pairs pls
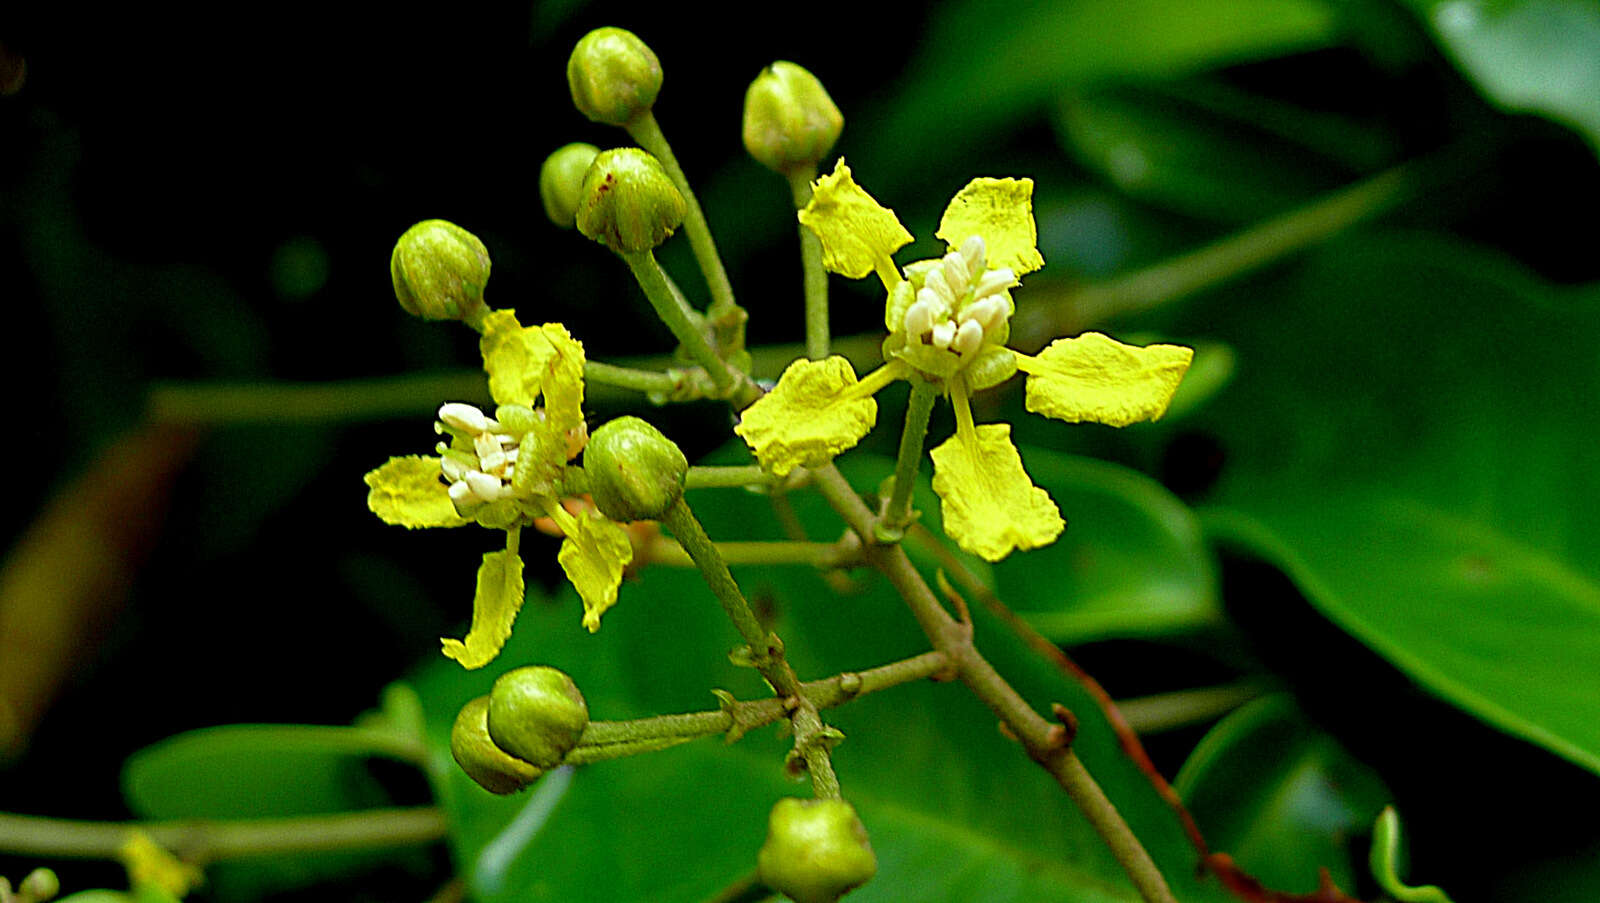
(120, 830), (204, 899)
(441, 545), (525, 669)
(365, 456), (469, 528)
(797, 158), (913, 280)
(1017, 332), (1193, 427)
(734, 356), (881, 476)
(479, 312), (587, 433)
(930, 422), (1063, 562)
(558, 512), (634, 632)
(935, 177), (1045, 276)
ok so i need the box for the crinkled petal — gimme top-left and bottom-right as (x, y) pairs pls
(797, 158), (913, 279)
(735, 356), (878, 476)
(441, 546), (526, 669)
(930, 423), (1063, 562)
(558, 512), (634, 632)
(365, 455), (469, 528)
(479, 312), (587, 433)
(1017, 332), (1193, 427)
(935, 177), (1045, 276)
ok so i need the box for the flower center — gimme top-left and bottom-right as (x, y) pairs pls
(435, 403), (521, 512)
(900, 235), (1015, 360)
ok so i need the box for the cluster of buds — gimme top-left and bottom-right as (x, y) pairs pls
(450, 666), (589, 795)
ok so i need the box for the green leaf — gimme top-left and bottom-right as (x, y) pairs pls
(411, 452), (1236, 903)
(1185, 232), (1600, 774)
(1174, 695), (1392, 893)
(862, 0), (1342, 188)
(1400, 0), (1600, 154)
(991, 450), (1219, 643)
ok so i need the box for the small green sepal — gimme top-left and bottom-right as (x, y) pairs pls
(486, 665), (590, 769)
(742, 61), (843, 174)
(575, 148), (686, 253)
(583, 416), (688, 521)
(567, 27), (662, 126)
(539, 142), (601, 229)
(450, 695), (544, 794)
(757, 797), (877, 903)
(390, 219), (491, 323)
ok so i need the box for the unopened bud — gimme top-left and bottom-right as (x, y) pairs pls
(575, 148), (686, 253)
(390, 220), (491, 322)
(583, 416), (688, 521)
(486, 666), (589, 770)
(757, 798), (877, 903)
(540, 142), (601, 228)
(450, 696), (544, 794)
(742, 62), (843, 174)
(567, 27), (662, 126)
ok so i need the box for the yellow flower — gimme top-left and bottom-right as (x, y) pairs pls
(365, 312), (634, 667)
(738, 158), (1193, 561)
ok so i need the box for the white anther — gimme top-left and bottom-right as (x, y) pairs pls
(974, 268), (1016, 298)
(438, 403), (490, 434)
(441, 456), (467, 482)
(904, 297), (938, 337)
(942, 251), (970, 296)
(923, 270), (956, 308)
(960, 235), (986, 274)
(479, 448), (508, 476)
(473, 432), (502, 463)
(464, 470), (505, 502)
(962, 297), (1008, 333)
(494, 433), (518, 448)
(930, 321), (957, 350)
(505, 448), (520, 464)
(953, 319), (984, 356)
(448, 479), (479, 510)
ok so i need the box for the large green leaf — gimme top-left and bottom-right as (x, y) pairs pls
(1174, 695), (1392, 893)
(989, 450), (1220, 643)
(1185, 232), (1600, 774)
(411, 453), (1237, 902)
(1399, 0), (1600, 154)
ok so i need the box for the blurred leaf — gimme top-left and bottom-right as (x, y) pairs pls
(990, 450), (1220, 643)
(862, 0), (1342, 189)
(1174, 695), (1392, 893)
(411, 452), (1238, 902)
(1056, 84), (1387, 223)
(1400, 0), (1600, 154)
(120, 724), (415, 898)
(1186, 231), (1600, 774)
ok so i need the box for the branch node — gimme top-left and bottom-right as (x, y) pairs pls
(1051, 702), (1080, 746)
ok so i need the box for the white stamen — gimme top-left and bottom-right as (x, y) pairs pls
(464, 470), (504, 502)
(960, 235), (986, 274)
(438, 403), (489, 434)
(923, 270), (956, 308)
(930, 321), (956, 350)
(962, 297), (1008, 333)
(942, 251), (970, 296)
(494, 433), (518, 448)
(953, 320), (984, 356)
(480, 448), (508, 475)
(904, 298), (938, 337)
(974, 268), (1015, 298)
(441, 456), (466, 482)
(448, 479), (478, 510)
(473, 432), (502, 463)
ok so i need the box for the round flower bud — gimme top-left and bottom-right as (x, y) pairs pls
(19, 868), (60, 901)
(390, 219), (491, 322)
(575, 148), (686, 253)
(540, 142), (601, 229)
(742, 62), (843, 174)
(583, 416), (688, 522)
(567, 27), (662, 126)
(486, 666), (589, 770)
(757, 798), (877, 903)
(450, 696), (544, 795)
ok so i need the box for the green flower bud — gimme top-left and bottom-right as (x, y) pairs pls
(567, 27), (661, 126)
(540, 142), (601, 229)
(390, 219), (491, 322)
(486, 666), (589, 770)
(19, 868), (60, 902)
(742, 62), (843, 174)
(757, 798), (877, 903)
(583, 416), (687, 521)
(575, 148), (686, 253)
(450, 696), (544, 795)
